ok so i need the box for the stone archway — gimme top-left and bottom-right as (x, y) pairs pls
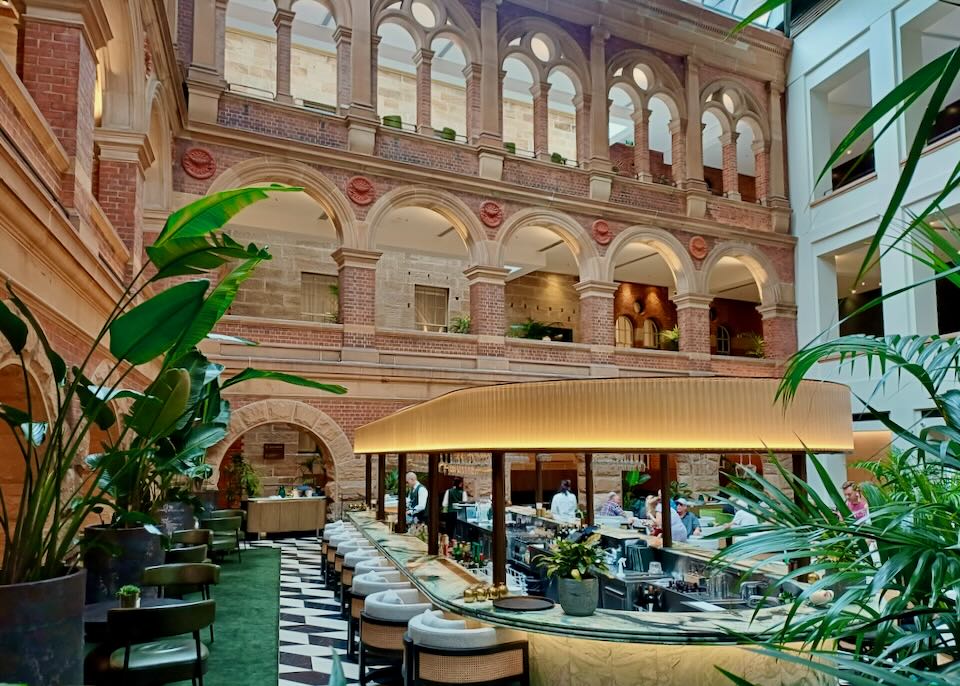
(207, 400), (357, 505)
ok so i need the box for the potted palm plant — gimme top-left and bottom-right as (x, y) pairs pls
(0, 185), (347, 684)
(659, 325), (680, 351)
(543, 532), (607, 616)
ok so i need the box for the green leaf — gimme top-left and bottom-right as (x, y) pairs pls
(0, 403), (31, 427)
(155, 186), (302, 246)
(109, 280), (208, 365)
(728, 0), (784, 34)
(7, 283), (66, 384)
(206, 332), (258, 346)
(147, 233), (271, 280)
(0, 298), (27, 353)
(127, 368), (191, 438)
(221, 368), (347, 395)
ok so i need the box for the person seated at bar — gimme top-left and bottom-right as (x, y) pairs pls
(598, 492), (635, 525)
(442, 477), (468, 534)
(633, 497), (687, 543)
(406, 471), (428, 525)
(550, 479), (578, 520)
(725, 499), (759, 531)
(676, 498), (701, 537)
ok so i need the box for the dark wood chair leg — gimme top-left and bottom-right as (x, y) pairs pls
(358, 641), (366, 686)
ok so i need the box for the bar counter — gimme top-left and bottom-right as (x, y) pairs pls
(347, 512), (828, 685)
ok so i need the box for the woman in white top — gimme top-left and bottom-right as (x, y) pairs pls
(550, 480), (579, 520)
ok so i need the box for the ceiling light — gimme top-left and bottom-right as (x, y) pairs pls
(861, 281), (866, 286)
(851, 289), (857, 294)
(845, 150), (853, 155)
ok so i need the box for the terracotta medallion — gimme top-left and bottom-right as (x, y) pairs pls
(591, 219), (613, 245)
(688, 235), (709, 260)
(347, 176), (376, 205)
(181, 148), (216, 180)
(478, 200), (504, 228)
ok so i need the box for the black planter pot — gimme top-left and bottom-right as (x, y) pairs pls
(83, 525), (164, 603)
(0, 569), (86, 685)
(158, 500), (196, 535)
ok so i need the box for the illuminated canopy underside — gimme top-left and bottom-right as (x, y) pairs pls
(353, 378), (853, 455)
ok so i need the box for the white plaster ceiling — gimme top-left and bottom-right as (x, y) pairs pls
(707, 256), (761, 302)
(834, 243), (881, 295)
(613, 243), (676, 288)
(374, 206), (469, 258)
(177, 188), (339, 240)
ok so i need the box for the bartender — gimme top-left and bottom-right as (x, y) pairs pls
(406, 471), (428, 524)
(441, 477), (468, 534)
(550, 479), (578, 520)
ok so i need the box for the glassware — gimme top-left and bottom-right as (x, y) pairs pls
(648, 562), (663, 575)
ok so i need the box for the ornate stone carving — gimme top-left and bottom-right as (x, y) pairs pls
(347, 176), (376, 205)
(181, 148), (216, 180)
(478, 200), (504, 228)
(591, 219), (612, 245)
(144, 36), (153, 79)
(688, 235), (709, 260)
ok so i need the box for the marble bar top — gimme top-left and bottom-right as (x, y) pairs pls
(347, 512), (804, 646)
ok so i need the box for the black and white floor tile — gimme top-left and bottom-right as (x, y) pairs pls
(250, 537), (361, 686)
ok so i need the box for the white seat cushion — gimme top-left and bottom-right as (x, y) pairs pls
(336, 540), (373, 556)
(364, 588), (433, 621)
(352, 570), (411, 597)
(407, 611), (499, 650)
(344, 548), (379, 568)
(354, 557), (394, 575)
(421, 610), (465, 631)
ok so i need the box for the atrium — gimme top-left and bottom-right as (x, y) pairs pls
(0, 1), (956, 685)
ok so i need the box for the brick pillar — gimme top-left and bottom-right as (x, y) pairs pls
(176, 0), (193, 66)
(414, 48), (434, 134)
(20, 5), (108, 228)
(573, 93), (589, 165)
(669, 119), (686, 187)
(575, 281), (618, 369)
(94, 130), (153, 275)
(752, 140), (769, 205)
(532, 81), (551, 160)
(274, 8), (294, 104)
(465, 266), (509, 362)
(673, 295), (712, 357)
(721, 131), (741, 201)
(633, 108), (651, 182)
(334, 27), (351, 113)
(759, 304), (798, 362)
(464, 62), (482, 143)
(333, 248), (381, 359)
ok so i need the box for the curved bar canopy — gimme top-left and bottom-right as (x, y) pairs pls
(354, 377), (853, 455)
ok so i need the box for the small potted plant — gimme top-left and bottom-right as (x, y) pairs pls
(440, 127), (457, 141)
(382, 114), (403, 129)
(543, 532), (607, 616)
(449, 314), (471, 334)
(659, 325), (681, 351)
(503, 142), (517, 154)
(116, 585), (141, 609)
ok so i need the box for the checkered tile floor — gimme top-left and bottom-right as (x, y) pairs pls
(250, 537), (361, 686)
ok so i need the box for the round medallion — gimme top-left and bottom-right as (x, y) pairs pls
(181, 148), (216, 180)
(478, 200), (504, 228)
(347, 176), (376, 205)
(591, 219), (612, 246)
(688, 235), (709, 260)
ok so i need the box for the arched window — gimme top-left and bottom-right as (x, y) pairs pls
(502, 56), (535, 156)
(290, 0), (338, 111)
(547, 69), (577, 164)
(430, 37), (467, 141)
(225, 0), (277, 99)
(716, 325), (731, 355)
(615, 315), (634, 348)
(376, 21), (417, 129)
(640, 318), (660, 349)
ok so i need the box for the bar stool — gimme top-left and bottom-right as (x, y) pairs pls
(405, 610), (529, 686)
(326, 532), (360, 590)
(321, 523), (352, 584)
(348, 570), (412, 658)
(359, 589), (433, 686)
(354, 556), (396, 576)
(337, 541), (376, 614)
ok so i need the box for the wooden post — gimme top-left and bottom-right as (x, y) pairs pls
(491, 451), (506, 586)
(397, 453), (407, 533)
(659, 453), (672, 548)
(534, 454), (543, 505)
(584, 453), (594, 526)
(376, 455), (386, 520)
(428, 453), (440, 555)
(791, 452), (810, 573)
(364, 454), (371, 507)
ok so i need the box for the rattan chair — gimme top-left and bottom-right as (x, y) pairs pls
(405, 610), (529, 686)
(348, 570), (412, 658)
(165, 544), (209, 565)
(321, 522), (353, 584)
(336, 540), (375, 614)
(141, 563), (220, 642)
(326, 533), (362, 590)
(359, 589), (433, 686)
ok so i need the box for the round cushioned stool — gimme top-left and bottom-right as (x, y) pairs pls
(337, 541), (376, 614)
(326, 533), (362, 590)
(347, 570), (411, 658)
(359, 589), (433, 686)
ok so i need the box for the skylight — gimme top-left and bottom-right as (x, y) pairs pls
(679, 0), (785, 31)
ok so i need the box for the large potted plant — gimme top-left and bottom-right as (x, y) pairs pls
(0, 185), (347, 684)
(222, 453), (262, 507)
(543, 532), (607, 616)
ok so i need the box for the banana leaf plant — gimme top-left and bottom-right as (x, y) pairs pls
(0, 186), (346, 585)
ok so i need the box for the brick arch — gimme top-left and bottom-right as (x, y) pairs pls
(699, 241), (788, 308)
(495, 207), (601, 281)
(207, 399), (355, 505)
(364, 185), (492, 264)
(208, 157), (360, 248)
(602, 226), (696, 295)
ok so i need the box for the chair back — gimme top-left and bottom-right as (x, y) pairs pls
(172, 528), (213, 546)
(107, 600), (216, 642)
(208, 508), (246, 522)
(142, 563), (221, 589)
(165, 544), (208, 564)
(202, 516), (242, 533)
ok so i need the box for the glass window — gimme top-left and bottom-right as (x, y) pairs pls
(640, 318), (660, 349)
(415, 285), (449, 332)
(615, 315), (634, 348)
(716, 325), (731, 355)
(301, 273), (338, 323)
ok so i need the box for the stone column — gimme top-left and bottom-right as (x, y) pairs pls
(94, 130), (154, 275)
(214, 0), (227, 80)
(414, 48), (434, 134)
(721, 131), (741, 201)
(633, 108), (651, 182)
(371, 35), (381, 113)
(533, 81), (551, 161)
(465, 266), (509, 366)
(333, 248), (381, 361)
(683, 57), (706, 191)
(573, 93), (590, 164)
(345, 0), (377, 153)
(273, 7), (294, 104)
(334, 26), (352, 113)
(20, 1), (109, 228)
(575, 281), (618, 371)
(478, 0), (501, 145)
(753, 140), (769, 204)
(758, 304), (798, 362)
(0, 1), (18, 65)
(186, 0), (226, 123)
(766, 81), (788, 205)
(669, 119), (686, 186)
(464, 62), (482, 143)
(673, 294), (712, 357)
(587, 26), (610, 170)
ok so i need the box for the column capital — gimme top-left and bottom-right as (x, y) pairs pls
(462, 61), (481, 80)
(766, 79), (786, 96)
(333, 25), (352, 44)
(332, 247), (382, 270)
(757, 303), (797, 319)
(631, 108), (652, 125)
(413, 48), (435, 67)
(530, 81), (551, 98)
(464, 265), (511, 284)
(751, 140), (770, 155)
(572, 92), (591, 109)
(672, 293), (713, 309)
(685, 54), (703, 69)
(94, 129), (154, 169)
(668, 118), (685, 135)
(574, 280), (619, 298)
(22, 0), (111, 52)
(590, 25), (610, 44)
(720, 131), (740, 146)
(273, 7), (295, 27)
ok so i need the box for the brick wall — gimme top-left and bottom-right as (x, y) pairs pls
(0, 76), (62, 196)
(217, 94), (349, 149)
(97, 160), (143, 260)
(614, 282), (677, 348)
(710, 299), (763, 356)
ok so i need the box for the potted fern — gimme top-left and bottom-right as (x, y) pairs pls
(543, 532), (607, 616)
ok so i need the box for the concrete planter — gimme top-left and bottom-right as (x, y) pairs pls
(557, 577), (599, 617)
(83, 525), (164, 603)
(0, 569), (86, 685)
